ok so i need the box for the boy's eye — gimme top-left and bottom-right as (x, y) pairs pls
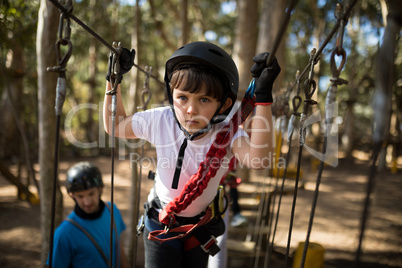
(178, 96), (187, 101)
(200, 97), (209, 103)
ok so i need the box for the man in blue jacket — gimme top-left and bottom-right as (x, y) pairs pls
(47, 161), (128, 268)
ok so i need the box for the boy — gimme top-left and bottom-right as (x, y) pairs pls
(103, 41), (280, 268)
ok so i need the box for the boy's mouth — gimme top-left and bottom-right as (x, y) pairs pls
(185, 119), (199, 125)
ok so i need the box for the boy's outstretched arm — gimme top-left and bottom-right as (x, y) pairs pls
(103, 48), (138, 139)
(232, 53), (281, 169)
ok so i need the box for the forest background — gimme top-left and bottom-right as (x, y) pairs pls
(0, 0), (401, 267)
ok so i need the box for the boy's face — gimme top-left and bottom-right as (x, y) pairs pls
(70, 187), (102, 214)
(172, 84), (222, 136)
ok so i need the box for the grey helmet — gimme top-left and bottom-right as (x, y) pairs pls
(65, 162), (103, 193)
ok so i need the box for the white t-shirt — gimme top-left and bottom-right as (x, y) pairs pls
(132, 106), (247, 217)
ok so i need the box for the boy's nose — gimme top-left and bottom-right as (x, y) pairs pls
(186, 102), (198, 115)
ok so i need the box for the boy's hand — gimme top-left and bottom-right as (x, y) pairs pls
(250, 52), (281, 104)
(106, 47), (136, 84)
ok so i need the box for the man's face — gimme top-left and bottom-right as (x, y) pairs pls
(70, 187), (102, 214)
(172, 84), (221, 135)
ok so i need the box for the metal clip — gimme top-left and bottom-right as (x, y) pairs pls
(163, 215), (175, 232)
(136, 215), (145, 236)
(106, 42), (122, 95)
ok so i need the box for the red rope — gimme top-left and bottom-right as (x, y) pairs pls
(160, 97), (256, 224)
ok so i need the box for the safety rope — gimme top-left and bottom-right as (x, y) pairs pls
(248, 1), (300, 266)
(104, 41), (125, 268)
(284, 51), (318, 267)
(267, 88), (299, 266)
(299, 4), (349, 268)
(256, 1), (358, 267)
(47, 0), (164, 86)
(355, 9), (400, 267)
(132, 66), (152, 266)
(46, 1), (73, 267)
(265, 0), (299, 66)
(255, 94), (291, 268)
(263, 92), (291, 268)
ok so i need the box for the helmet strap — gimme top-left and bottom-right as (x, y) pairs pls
(170, 104), (225, 189)
(168, 85), (230, 189)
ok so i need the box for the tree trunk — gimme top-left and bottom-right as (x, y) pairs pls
(375, 0), (401, 171)
(128, 2), (143, 267)
(342, 5), (361, 159)
(256, 0), (287, 94)
(232, 0), (258, 182)
(180, 0), (188, 46)
(86, 0), (98, 145)
(232, 0), (258, 99)
(37, 0), (63, 265)
(0, 44), (24, 159)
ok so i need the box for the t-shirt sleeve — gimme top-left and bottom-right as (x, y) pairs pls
(131, 107), (169, 144)
(230, 127), (249, 148)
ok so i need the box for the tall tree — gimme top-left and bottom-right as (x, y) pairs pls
(256, 0), (287, 93)
(128, 1), (142, 266)
(0, 44), (23, 159)
(0, 1), (39, 168)
(342, 4), (361, 159)
(85, 0), (99, 145)
(36, 0), (63, 265)
(231, 0), (258, 182)
(232, 0), (258, 98)
(180, 0), (189, 46)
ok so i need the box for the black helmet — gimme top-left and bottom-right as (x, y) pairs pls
(164, 41), (239, 121)
(66, 162), (103, 193)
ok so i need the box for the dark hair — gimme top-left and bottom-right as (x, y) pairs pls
(169, 65), (229, 102)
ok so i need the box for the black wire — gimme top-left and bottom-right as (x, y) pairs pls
(48, 115), (61, 268)
(109, 144), (115, 268)
(47, 0), (164, 86)
(266, 0), (299, 66)
(284, 145), (304, 268)
(265, 131), (291, 268)
(298, 134), (327, 268)
(354, 142), (381, 268)
(109, 93), (118, 268)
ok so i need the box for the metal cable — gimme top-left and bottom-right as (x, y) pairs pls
(298, 3), (349, 266)
(355, 8), (400, 267)
(284, 49), (318, 268)
(47, 0), (164, 86)
(46, 1), (73, 265)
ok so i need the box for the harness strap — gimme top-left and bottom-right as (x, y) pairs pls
(148, 207), (213, 243)
(184, 232), (220, 256)
(66, 218), (110, 265)
(65, 203), (119, 268)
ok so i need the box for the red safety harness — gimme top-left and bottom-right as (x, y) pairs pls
(148, 94), (256, 254)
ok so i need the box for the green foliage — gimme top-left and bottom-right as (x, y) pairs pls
(0, 0), (38, 50)
(0, 0), (394, 159)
